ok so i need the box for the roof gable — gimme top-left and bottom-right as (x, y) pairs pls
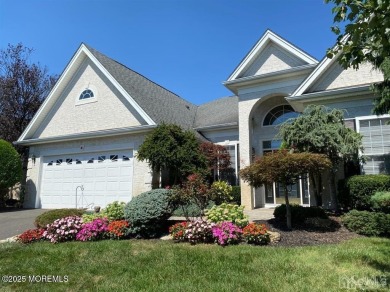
(227, 30), (318, 81)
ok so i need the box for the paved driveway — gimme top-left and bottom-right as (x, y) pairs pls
(0, 209), (47, 240)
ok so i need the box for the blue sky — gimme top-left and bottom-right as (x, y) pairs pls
(0, 0), (337, 105)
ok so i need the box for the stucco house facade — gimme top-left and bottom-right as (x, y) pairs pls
(17, 30), (388, 210)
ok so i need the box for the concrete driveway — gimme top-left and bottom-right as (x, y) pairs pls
(0, 209), (47, 240)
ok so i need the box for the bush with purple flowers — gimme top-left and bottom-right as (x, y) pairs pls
(184, 220), (215, 244)
(76, 218), (109, 241)
(212, 221), (242, 246)
(43, 216), (83, 243)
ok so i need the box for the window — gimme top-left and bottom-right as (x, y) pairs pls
(110, 155), (118, 162)
(358, 117), (390, 174)
(87, 158), (94, 164)
(98, 156), (106, 163)
(263, 105), (299, 126)
(79, 89), (94, 100)
(56, 159), (63, 165)
(66, 158), (72, 165)
(76, 159), (82, 164)
(47, 161), (53, 166)
(122, 155), (130, 161)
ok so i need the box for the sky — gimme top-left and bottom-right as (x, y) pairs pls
(0, 0), (338, 105)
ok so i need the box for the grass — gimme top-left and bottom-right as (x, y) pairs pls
(0, 237), (389, 291)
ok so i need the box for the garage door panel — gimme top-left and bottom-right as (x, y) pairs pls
(40, 150), (133, 209)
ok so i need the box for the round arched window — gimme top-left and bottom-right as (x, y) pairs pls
(263, 105), (299, 126)
(79, 89), (94, 100)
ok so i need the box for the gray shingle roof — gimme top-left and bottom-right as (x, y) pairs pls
(85, 44), (238, 131)
(85, 44), (197, 129)
(194, 96), (238, 129)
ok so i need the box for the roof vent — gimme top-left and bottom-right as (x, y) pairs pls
(185, 105), (190, 110)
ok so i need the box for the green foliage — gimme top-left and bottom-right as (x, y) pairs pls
(82, 212), (107, 223)
(0, 140), (22, 205)
(205, 203), (249, 228)
(278, 105), (363, 208)
(278, 105), (363, 166)
(199, 142), (233, 181)
(370, 192), (390, 213)
(172, 200), (215, 217)
(210, 181), (233, 205)
(273, 204), (328, 224)
(346, 175), (390, 210)
(172, 173), (212, 218)
(103, 201), (126, 221)
(124, 189), (174, 238)
(137, 123), (206, 184)
(342, 210), (390, 237)
(325, 0), (390, 115)
(34, 208), (85, 228)
(230, 186), (241, 205)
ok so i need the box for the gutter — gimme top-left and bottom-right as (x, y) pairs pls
(15, 124), (157, 146)
(286, 85), (372, 102)
(194, 122), (238, 131)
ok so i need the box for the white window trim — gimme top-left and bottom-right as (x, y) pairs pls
(75, 85), (98, 106)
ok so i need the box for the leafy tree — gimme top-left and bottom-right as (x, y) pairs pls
(278, 105), (363, 209)
(240, 150), (331, 229)
(325, 0), (390, 115)
(199, 142), (234, 183)
(0, 43), (57, 147)
(0, 139), (22, 207)
(172, 173), (211, 219)
(137, 123), (206, 186)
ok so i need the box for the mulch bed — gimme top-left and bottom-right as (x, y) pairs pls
(255, 216), (361, 247)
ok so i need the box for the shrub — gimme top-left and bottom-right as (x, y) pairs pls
(169, 221), (188, 242)
(35, 208), (85, 228)
(172, 201), (215, 218)
(172, 174), (211, 218)
(370, 192), (390, 213)
(17, 228), (45, 244)
(43, 216), (83, 243)
(341, 210), (390, 237)
(273, 204), (327, 224)
(107, 220), (130, 239)
(346, 175), (390, 210)
(0, 140), (22, 207)
(242, 223), (270, 245)
(124, 189), (175, 238)
(230, 186), (241, 205)
(103, 201), (126, 221)
(76, 218), (109, 241)
(82, 212), (107, 223)
(205, 203), (249, 228)
(212, 222), (242, 246)
(210, 181), (233, 205)
(184, 220), (215, 244)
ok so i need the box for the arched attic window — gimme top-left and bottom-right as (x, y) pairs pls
(263, 105), (299, 126)
(79, 89), (94, 100)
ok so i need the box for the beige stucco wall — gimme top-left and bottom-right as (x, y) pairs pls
(309, 62), (383, 92)
(241, 43), (307, 78)
(33, 58), (146, 139)
(238, 83), (302, 209)
(24, 133), (152, 208)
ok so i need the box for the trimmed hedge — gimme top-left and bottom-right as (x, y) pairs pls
(273, 204), (327, 224)
(35, 208), (85, 228)
(370, 192), (390, 213)
(346, 175), (390, 210)
(342, 210), (390, 237)
(124, 189), (174, 238)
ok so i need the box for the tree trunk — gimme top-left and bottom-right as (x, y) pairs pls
(284, 185), (292, 230)
(151, 169), (161, 189)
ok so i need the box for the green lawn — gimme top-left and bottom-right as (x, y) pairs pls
(0, 238), (389, 291)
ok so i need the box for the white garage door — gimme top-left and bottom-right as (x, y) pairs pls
(40, 150), (133, 209)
